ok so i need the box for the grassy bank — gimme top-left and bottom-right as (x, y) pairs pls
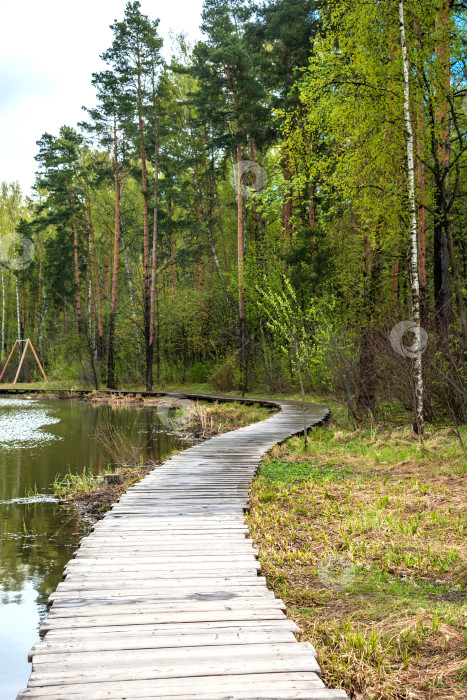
(248, 409), (467, 700)
(51, 400), (275, 519)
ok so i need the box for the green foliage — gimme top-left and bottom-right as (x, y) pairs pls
(0, 0), (464, 432)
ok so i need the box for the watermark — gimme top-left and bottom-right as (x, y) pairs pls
(389, 321), (428, 359)
(318, 555), (355, 591)
(230, 159), (268, 199)
(157, 394), (196, 435)
(0, 232), (35, 271)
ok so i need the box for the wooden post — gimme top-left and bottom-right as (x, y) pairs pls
(0, 340), (19, 382)
(14, 339), (30, 384)
(28, 340), (48, 382)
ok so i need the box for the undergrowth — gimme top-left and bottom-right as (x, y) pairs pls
(248, 417), (467, 700)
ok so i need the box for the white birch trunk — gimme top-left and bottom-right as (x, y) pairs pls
(399, 0), (424, 435)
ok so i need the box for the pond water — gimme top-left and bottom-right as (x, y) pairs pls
(0, 396), (182, 700)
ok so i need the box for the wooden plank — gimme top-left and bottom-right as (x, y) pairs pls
(17, 672), (325, 698)
(73, 546), (255, 554)
(32, 643), (318, 670)
(47, 599), (287, 619)
(20, 689), (347, 700)
(53, 576), (268, 590)
(62, 569), (261, 580)
(49, 588), (274, 604)
(39, 609), (288, 635)
(69, 553), (258, 563)
(29, 628), (299, 658)
(28, 652), (322, 685)
(42, 619), (300, 639)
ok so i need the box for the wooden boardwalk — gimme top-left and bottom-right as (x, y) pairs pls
(17, 394), (348, 700)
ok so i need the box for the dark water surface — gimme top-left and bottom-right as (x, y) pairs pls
(0, 397), (181, 699)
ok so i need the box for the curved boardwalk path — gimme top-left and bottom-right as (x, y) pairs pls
(17, 393), (348, 700)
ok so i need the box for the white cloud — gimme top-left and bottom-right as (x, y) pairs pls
(0, 0), (204, 193)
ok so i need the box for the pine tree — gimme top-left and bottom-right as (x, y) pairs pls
(194, 0), (261, 384)
(102, 1), (164, 389)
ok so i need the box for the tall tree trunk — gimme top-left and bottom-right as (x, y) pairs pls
(237, 141), (246, 379)
(63, 298), (68, 335)
(36, 228), (44, 348)
(107, 119), (122, 390)
(197, 145), (233, 314)
(416, 99), (428, 329)
(213, 179), (229, 273)
(434, 0), (453, 335)
(200, 140), (232, 313)
(249, 133), (260, 241)
(136, 52), (152, 391)
(168, 198), (177, 293)
(87, 200), (104, 358)
(399, 0), (424, 435)
(72, 224), (82, 334)
(86, 230), (97, 356)
(150, 87), (159, 382)
(282, 150), (293, 250)
(121, 226), (142, 355)
(103, 228), (110, 303)
(38, 297), (47, 355)
(221, 60), (247, 380)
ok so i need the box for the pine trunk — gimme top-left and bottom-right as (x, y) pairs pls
(249, 134), (260, 240)
(137, 59), (153, 391)
(87, 200), (104, 358)
(72, 224), (82, 334)
(169, 198), (177, 293)
(150, 85), (159, 381)
(107, 119), (122, 390)
(237, 141), (246, 377)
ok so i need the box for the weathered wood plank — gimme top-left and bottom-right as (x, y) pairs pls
(29, 628), (299, 658)
(32, 643), (318, 670)
(17, 671), (325, 698)
(20, 689), (348, 700)
(39, 609), (288, 635)
(28, 652), (322, 686)
(42, 619), (300, 639)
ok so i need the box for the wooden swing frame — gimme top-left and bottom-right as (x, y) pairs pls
(0, 339), (48, 384)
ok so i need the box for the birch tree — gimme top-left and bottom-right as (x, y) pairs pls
(399, 0), (424, 436)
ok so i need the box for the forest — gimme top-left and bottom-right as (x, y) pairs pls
(0, 0), (465, 433)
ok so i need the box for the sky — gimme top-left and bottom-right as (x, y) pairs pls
(0, 0), (204, 194)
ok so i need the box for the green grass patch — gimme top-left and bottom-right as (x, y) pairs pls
(248, 420), (467, 699)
